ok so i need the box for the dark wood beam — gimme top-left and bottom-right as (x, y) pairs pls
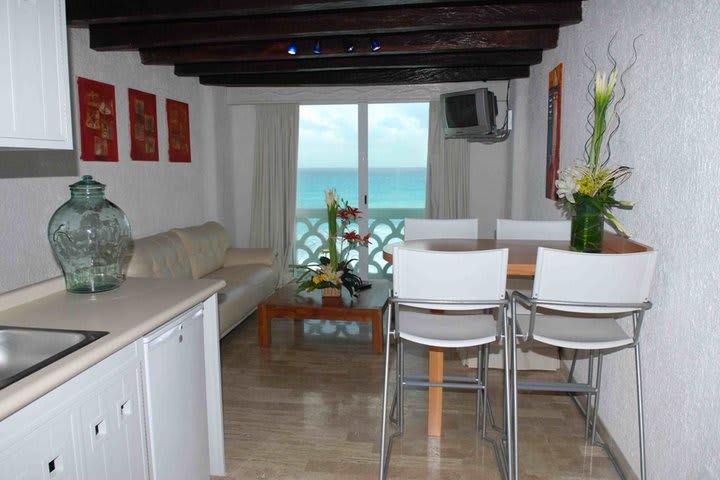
(67, 0), (581, 26)
(89, 3), (581, 51)
(174, 50), (543, 76)
(141, 29), (558, 65)
(199, 66), (529, 86)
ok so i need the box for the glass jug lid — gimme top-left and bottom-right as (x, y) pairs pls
(69, 175), (105, 193)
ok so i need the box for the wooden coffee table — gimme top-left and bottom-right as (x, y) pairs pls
(257, 279), (391, 353)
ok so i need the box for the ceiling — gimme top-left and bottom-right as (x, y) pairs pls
(66, 0), (585, 87)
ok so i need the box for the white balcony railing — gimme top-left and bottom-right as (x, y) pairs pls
(295, 207), (425, 278)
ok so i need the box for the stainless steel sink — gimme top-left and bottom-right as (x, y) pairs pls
(0, 326), (108, 390)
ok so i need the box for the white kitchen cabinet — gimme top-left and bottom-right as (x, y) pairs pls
(0, 344), (147, 480)
(0, 412), (81, 480)
(0, 0), (73, 149)
(78, 361), (147, 480)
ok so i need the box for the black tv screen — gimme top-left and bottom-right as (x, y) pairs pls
(444, 94), (479, 129)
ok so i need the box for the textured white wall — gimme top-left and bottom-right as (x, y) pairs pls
(515, 1), (720, 478)
(0, 29), (225, 293)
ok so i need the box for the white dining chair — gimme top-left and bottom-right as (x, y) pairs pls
(495, 219), (570, 241)
(403, 218), (478, 241)
(379, 246), (511, 480)
(509, 248), (657, 480)
(485, 219), (572, 371)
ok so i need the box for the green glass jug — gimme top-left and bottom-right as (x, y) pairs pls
(48, 176), (132, 293)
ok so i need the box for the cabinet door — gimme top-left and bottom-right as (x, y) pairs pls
(0, 0), (72, 149)
(0, 411), (81, 479)
(78, 361), (148, 480)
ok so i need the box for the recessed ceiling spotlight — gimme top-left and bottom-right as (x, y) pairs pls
(371, 39), (381, 51)
(313, 40), (322, 54)
(287, 42), (297, 55)
(343, 39), (355, 53)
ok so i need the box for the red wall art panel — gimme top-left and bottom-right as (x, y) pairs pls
(128, 89), (159, 161)
(166, 99), (191, 163)
(78, 77), (118, 162)
(546, 64), (563, 200)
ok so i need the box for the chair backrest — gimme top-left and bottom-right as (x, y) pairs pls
(532, 247), (657, 314)
(496, 219), (570, 240)
(403, 218), (478, 241)
(393, 246), (508, 310)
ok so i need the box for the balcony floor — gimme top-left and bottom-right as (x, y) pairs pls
(219, 315), (622, 480)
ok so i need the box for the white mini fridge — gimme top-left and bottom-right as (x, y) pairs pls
(142, 305), (209, 480)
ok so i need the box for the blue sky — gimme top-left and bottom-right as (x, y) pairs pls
(298, 103), (429, 169)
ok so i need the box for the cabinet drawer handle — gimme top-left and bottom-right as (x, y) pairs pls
(120, 399), (133, 416)
(48, 454), (63, 476)
(94, 419), (107, 437)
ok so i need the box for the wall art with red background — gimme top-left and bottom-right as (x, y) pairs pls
(78, 77), (118, 162)
(166, 99), (191, 163)
(128, 88), (159, 161)
(545, 64), (563, 200)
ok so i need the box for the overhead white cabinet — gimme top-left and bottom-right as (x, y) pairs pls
(0, 0), (73, 149)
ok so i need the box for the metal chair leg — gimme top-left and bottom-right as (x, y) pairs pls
(568, 349), (578, 382)
(398, 338), (404, 433)
(591, 353), (604, 443)
(481, 345), (489, 437)
(585, 352), (595, 439)
(504, 314), (517, 480)
(379, 318), (394, 480)
(635, 344), (647, 480)
(476, 345), (483, 431)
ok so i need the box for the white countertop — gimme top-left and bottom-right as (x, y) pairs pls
(0, 277), (225, 421)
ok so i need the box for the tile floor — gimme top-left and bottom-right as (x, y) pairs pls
(219, 315), (622, 480)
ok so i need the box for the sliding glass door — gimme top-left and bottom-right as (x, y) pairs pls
(295, 103), (428, 279)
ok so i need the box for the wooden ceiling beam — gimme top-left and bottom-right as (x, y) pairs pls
(199, 66), (529, 86)
(140, 29), (558, 65)
(89, 2), (581, 51)
(67, 0), (580, 26)
(174, 50), (543, 76)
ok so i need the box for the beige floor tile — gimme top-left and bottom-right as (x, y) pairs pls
(220, 315), (622, 479)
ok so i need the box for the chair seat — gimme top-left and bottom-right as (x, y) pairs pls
(398, 308), (497, 348)
(515, 314), (633, 350)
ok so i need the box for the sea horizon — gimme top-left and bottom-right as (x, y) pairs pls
(297, 166), (426, 209)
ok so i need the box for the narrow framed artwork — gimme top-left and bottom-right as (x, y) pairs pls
(545, 63), (563, 200)
(128, 88), (159, 161)
(166, 99), (191, 163)
(78, 77), (118, 162)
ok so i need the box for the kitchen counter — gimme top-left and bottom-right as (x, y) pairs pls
(0, 276), (225, 421)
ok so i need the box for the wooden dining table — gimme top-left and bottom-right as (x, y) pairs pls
(382, 233), (652, 437)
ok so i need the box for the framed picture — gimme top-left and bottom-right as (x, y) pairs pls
(128, 89), (159, 161)
(546, 63), (563, 200)
(166, 99), (191, 163)
(78, 77), (118, 162)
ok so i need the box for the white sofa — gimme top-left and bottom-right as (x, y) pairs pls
(126, 221), (278, 338)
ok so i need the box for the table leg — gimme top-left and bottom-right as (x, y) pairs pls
(428, 346), (444, 437)
(371, 311), (383, 354)
(258, 304), (271, 347)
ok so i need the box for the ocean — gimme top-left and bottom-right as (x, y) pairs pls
(297, 167), (426, 209)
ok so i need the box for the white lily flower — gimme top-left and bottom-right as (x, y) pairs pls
(324, 188), (337, 207)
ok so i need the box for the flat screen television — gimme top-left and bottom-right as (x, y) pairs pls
(440, 88), (498, 137)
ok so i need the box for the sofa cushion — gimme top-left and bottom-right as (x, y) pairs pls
(204, 264), (275, 292)
(172, 221), (231, 278)
(126, 231), (193, 279)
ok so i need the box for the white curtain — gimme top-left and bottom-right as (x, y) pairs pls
(249, 104), (299, 285)
(425, 101), (470, 219)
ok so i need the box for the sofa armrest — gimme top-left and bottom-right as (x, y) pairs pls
(223, 248), (276, 268)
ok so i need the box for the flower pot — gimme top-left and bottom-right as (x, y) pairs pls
(322, 287), (341, 297)
(570, 202), (604, 253)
